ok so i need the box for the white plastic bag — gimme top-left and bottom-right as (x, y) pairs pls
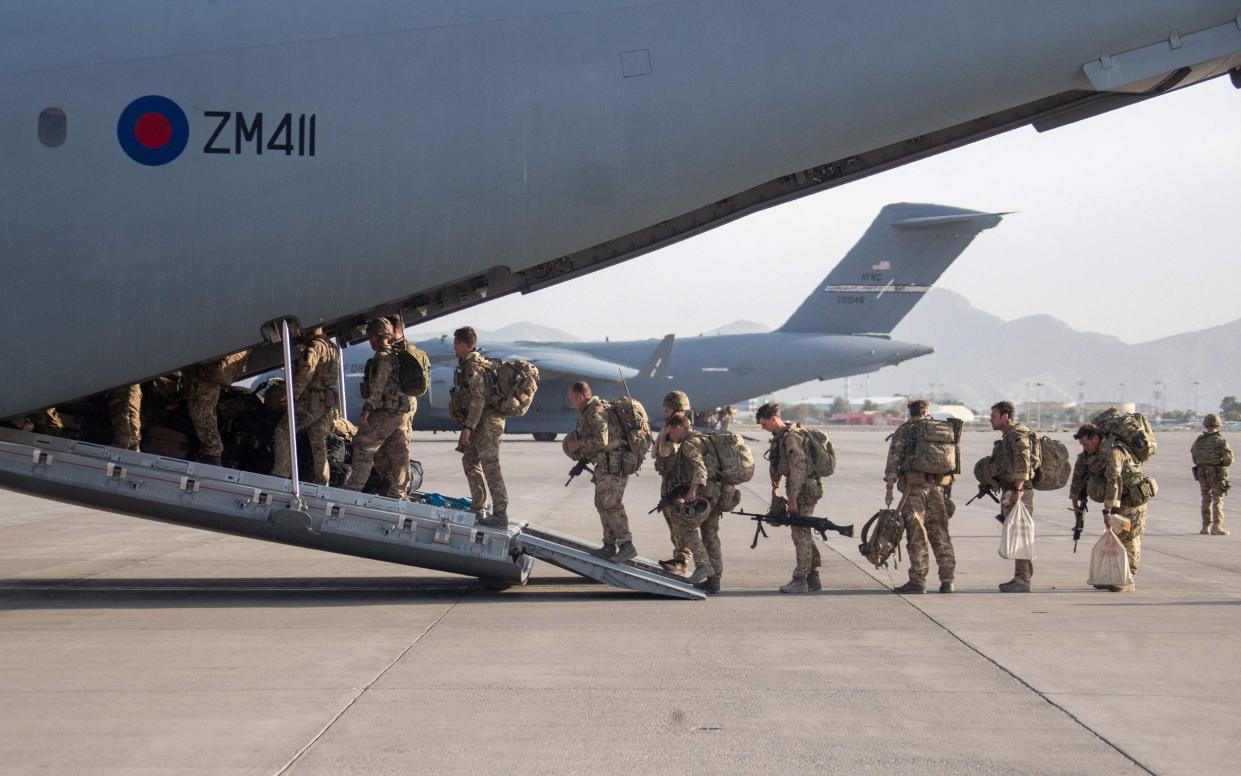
(1088, 529), (1133, 588)
(998, 499), (1036, 560)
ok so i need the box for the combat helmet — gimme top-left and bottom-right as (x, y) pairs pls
(1204, 413), (1221, 429)
(663, 390), (691, 413)
(366, 318), (395, 338)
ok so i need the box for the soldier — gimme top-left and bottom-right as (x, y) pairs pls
(653, 391), (695, 574)
(343, 318), (412, 498)
(1071, 422), (1152, 591)
(271, 326), (340, 486)
(186, 350), (249, 465)
(452, 326), (508, 527)
(989, 400), (1035, 592)
(368, 314), (421, 495)
(884, 399), (955, 594)
(1192, 414), (1232, 536)
(664, 412), (724, 590)
(108, 384), (143, 451)
(757, 402), (823, 594)
(565, 381), (638, 563)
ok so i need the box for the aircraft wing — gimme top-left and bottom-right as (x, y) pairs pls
(483, 345), (638, 383)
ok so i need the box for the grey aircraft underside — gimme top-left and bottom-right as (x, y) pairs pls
(4, 1), (1241, 421)
(339, 202), (1001, 436)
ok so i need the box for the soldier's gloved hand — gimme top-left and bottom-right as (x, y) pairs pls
(884, 483), (894, 507)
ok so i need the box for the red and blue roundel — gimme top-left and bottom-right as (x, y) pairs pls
(117, 95), (189, 166)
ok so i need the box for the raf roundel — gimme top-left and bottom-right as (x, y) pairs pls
(117, 95), (189, 166)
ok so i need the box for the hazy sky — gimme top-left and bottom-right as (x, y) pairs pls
(429, 77), (1241, 345)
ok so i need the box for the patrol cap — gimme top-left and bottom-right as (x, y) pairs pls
(1204, 413), (1221, 429)
(366, 318), (394, 338)
(663, 390), (690, 412)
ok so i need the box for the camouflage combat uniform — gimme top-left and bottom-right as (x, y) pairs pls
(12, 408), (63, 435)
(1191, 430), (1232, 534)
(992, 422), (1036, 584)
(575, 396), (632, 546)
(108, 384), (142, 451)
(455, 351), (507, 515)
(373, 339), (420, 493)
(1072, 440), (1149, 576)
(769, 424), (823, 580)
(271, 334), (340, 485)
(344, 342), (412, 497)
(654, 398), (694, 568)
(666, 432), (725, 580)
(885, 418), (955, 587)
(187, 351), (249, 459)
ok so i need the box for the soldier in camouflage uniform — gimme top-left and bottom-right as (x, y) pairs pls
(990, 401), (1035, 593)
(187, 350), (249, 465)
(664, 413), (724, 590)
(566, 381), (638, 563)
(10, 408), (63, 435)
(452, 326), (508, 527)
(884, 399), (956, 594)
(653, 390), (695, 574)
(271, 326), (340, 486)
(757, 402), (823, 594)
(108, 384), (142, 451)
(1072, 422), (1152, 591)
(1192, 414), (1232, 536)
(343, 319), (413, 498)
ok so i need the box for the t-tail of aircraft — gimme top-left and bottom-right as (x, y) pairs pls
(778, 203), (1005, 335)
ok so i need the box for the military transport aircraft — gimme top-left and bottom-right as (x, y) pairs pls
(341, 202), (1002, 439)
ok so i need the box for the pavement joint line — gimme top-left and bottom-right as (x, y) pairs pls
(823, 540), (1159, 776)
(271, 588), (467, 776)
(79, 534), (234, 581)
(1138, 544), (1241, 576)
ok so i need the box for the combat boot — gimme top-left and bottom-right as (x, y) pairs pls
(807, 570), (822, 592)
(1210, 523), (1230, 535)
(1201, 525), (1212, 535)
(659, 559), (688, 575)
(779, 576), (809, 594)
(894, 581), (925, 595)
(1109, 582), (1136, 592)
(688, 563), (715, 585)
(702, 576), (721, 595)
(610, 541), (637, 564)
(939, 580), (955, 594)
(477, 509), (508, 528)
(590, 543), (617, 560)
(999, 579), (1031, 593)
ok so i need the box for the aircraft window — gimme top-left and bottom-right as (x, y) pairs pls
(38, 108), (67, 147)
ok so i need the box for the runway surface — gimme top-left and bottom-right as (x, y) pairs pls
(1, 426), (1238, 775)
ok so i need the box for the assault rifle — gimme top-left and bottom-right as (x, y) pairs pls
(966, 483), (1000, 507)
(732, 505), (854, 549)
(1069, 485), (1088, 553)
(564, 460), (593, 487)
(648, 484), (690, 514)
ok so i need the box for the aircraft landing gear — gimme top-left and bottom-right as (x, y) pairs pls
(531, 432), (557, 442)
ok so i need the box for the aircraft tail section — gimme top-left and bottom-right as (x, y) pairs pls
(778, 203), (1005, 335)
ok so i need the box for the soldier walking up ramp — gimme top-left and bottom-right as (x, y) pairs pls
(0, 428), (702, 600)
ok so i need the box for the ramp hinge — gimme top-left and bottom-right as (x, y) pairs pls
(249, 489), (272, 506)
(179, 476), (200, 493)
(326, 503), (342, 519)
(31, 450), (52, 466)
(106, 463), (128, 480)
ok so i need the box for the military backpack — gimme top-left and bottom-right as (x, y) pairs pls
(1091, 407), (1157, 463)
(394, 342), (431, 397)
(1030, 435), (1071, 491)
(907, 417), (962, 476)
(704, 432), (756, 486)
(858, 507), (906, 569)
(1191, 434), (1233, 467)
(608, 396), (652, 475)
(486, 359), (540, 417)
(801, 426), (837, 478)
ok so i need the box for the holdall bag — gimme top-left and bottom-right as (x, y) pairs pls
(999, 498), (1036, 560)
(1087, 528), (1133, 589)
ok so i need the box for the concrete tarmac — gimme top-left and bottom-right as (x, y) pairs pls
(1, 426), (1238, 775)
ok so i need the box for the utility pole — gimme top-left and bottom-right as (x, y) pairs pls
(1034, 382), (1044, 430)
(1194, 380), (1200, 418)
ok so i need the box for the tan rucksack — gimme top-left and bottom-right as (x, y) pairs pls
(858, 507), (906, 569)
(487, 359), (539, 417)
(1031, 435), (1071, 491)
(907, 418), (962, 476)
(609, 396), (652, 475)
(705, 432), (756, 486)
(1091, 407), (1157, 463)
(800, 426), (837, 478)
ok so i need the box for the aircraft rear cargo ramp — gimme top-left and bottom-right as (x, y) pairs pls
(0, 428), (703, 600)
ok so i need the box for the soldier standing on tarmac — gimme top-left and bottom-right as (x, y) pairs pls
(1192, 413), (1233, 536)
(452, 326), (508, 527)
(664, 413), (724, 592)
(884, 399), (956, 594)
(990, 400), (1035, 593)
(653, 391), (695, 574)
(186, 350), (249, 465)
(271, 325), (340, 486)
(343, 319), (412, 498)
(565, 381), (638, 564)
(757, 402), (823, 594)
